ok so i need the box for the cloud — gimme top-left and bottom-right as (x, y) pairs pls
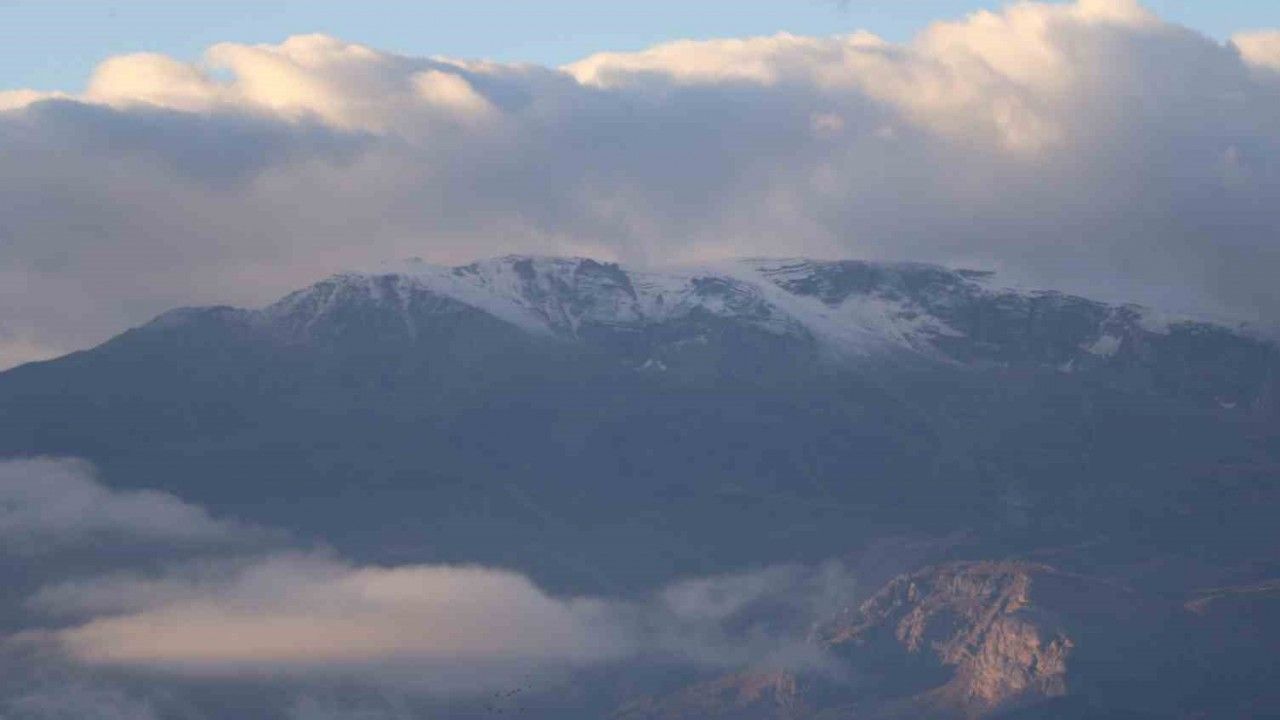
(646, 560), (857, 669)
(561, 0), (1156, 153)
(86, 52), (222, 114)
(39, 553), (854, 686)
(0, 89), (66, 112)
(82, 34), (497, 132)
(0, 458), (250, 553)
(1234, 30), (1280, 72)
(49, 555), (629, 674)
(1, 0), (1279, 368)
(0, 458), (861, 710)
(0, 457), (853, 698)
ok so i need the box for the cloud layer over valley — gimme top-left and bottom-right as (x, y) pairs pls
(0, 458), (858, 714)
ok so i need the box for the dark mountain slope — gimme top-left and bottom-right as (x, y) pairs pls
(0, 256), (1275, 593)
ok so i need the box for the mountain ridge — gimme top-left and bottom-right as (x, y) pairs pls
(0, 254), (1277, 718)
(114, 255), (1274, 399)
(1, 253), (1276, 594)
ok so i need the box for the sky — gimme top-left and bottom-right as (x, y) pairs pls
(1, 0), (1280, 369)
(3, 0), (1278, 91)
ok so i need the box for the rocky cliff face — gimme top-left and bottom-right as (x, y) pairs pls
(621, 553), (1280, 719)
(620, 560), (1165, 720)
(819, 562), (1079, 718)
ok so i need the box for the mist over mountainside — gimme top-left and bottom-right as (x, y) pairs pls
(1, 255), (1277, 718)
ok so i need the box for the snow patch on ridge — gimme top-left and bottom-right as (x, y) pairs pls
(260, 254), (1262, 363)
(1084, 333), (1123, 357)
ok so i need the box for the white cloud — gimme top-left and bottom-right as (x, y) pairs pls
(565, 31), (888, 88)
(1233, 30), (1280, 72)
(35, 553), (855, 690)
(86, 52), (222, 113)
(81, 34), (497, 133)
(0, 89), (66, 112)
(0, 458), (249, 552)
(51, 555), (628, 673)
(411, 69), (495, 118)
(563, 0), (1162, 153)
(1, 0), (1279, 367)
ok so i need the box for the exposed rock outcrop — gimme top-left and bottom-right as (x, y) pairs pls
(818, 562), (1079, 718)
(621, 561), (1137, 720)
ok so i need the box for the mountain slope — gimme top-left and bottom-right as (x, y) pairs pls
(1, 255), (1277, 718)
(0, 256), (1276, 593)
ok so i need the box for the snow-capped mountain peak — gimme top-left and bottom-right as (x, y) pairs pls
(248, 254), (1273, 383)
(269, 255), (985, 356)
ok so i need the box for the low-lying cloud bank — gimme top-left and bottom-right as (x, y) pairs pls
(0, 458), (254, 553)
(42, 556), (854, 682)
(49, 555), (633, 672)
(37, 557), (856, 690)
(1, 0), (1279, 367)
(0, 458), (855, 703)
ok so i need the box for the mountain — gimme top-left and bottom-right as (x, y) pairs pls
(138, 254), (1278, 385)
(1, 254), (1277, 717)
(1, 255), (1276, 590)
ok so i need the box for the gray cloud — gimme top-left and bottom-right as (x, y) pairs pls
(1, 0), (1277, 369)
(644, 560), (858, 670)
(0, 459), (253, 554)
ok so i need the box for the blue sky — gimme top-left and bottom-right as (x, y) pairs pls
(2, 0), (1276, 92)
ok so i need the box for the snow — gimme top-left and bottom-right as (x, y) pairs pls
(1084, 333), (1123, 357)
(638, 358), (668, 372)
(270, 255), (1019, 357)
(649, 257), (967, 357)
(725, 259), (962, 357)
(264, 254), (1261, 362)
(391, 257), (566, 337)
